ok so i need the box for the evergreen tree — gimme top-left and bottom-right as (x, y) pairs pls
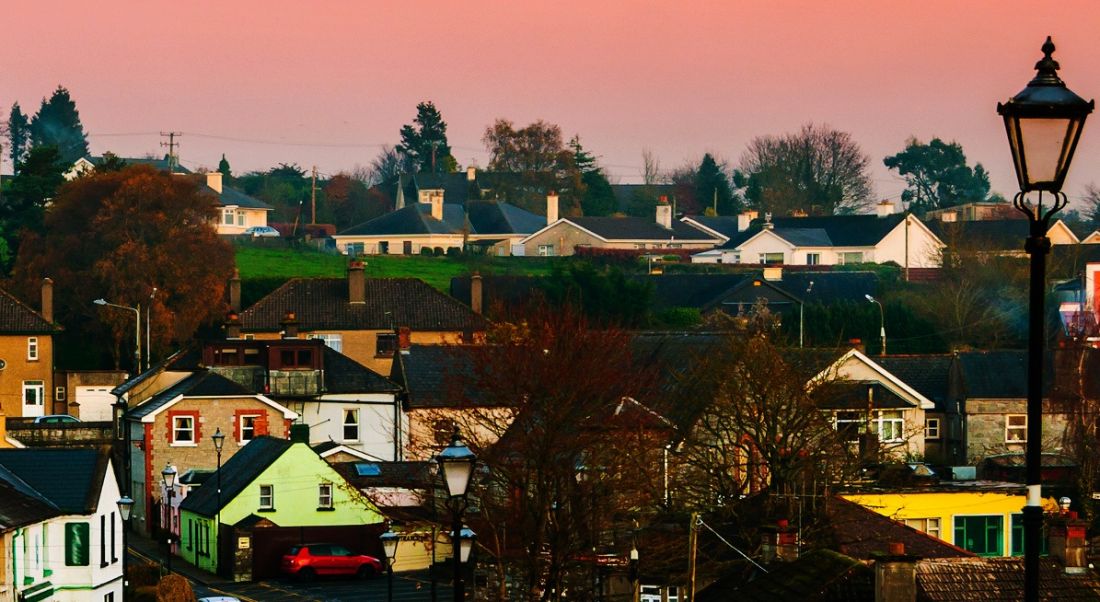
(569, 136), (616, 216)
(29, 86), (89, 165)
(2, 145), (66, 255)
(7, 103), (30, 172)
(218, 154), (232, 178)
(884, 137), (993, 214)
(396, 101), (454, 173)
(695, 153), (739, 215)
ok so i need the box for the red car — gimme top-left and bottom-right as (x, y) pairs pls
(280, 543), (383, 580)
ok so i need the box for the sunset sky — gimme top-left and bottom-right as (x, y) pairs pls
(6, 1), (1100, 207)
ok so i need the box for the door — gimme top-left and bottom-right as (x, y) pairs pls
(22, 381), (45, 417)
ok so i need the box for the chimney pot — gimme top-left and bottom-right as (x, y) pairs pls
(888, 542), (905, 556)
(349, 261), (366, 304)
(41, 278), (54, 323)
(470, 272), (483, 315)
(430, 192), (444, 221)
(281, 311), (299, 338)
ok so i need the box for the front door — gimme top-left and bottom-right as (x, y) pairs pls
(22, 380), (45, 417)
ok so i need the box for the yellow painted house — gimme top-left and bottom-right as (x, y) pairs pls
(842, 484), (1058, 557)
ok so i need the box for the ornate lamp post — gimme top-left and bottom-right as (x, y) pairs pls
(437, 428), (476, 602)
(997, 36), (1093, 602)
(117, 496), (134, 600)
(212, 427), (226, 576)
(161, 463), (178, 574)
(381, 529), (399, 602)
(865, 294), (885, 355)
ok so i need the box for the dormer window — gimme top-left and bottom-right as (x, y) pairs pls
(277, 348), (314, 369)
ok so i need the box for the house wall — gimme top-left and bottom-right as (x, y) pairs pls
(215, 207), (271, 236)
(0, 334), (54, 418)
(47, 459), (125, 601)
(841, 490), (1055, 557)
(59, 370), (128, 420)
(405, 407), (515, 461)
(8, 523), (50, 602)
(521, 222), (714, 257)
(286, 394), (405, 461)
(874, 215), (943, 268)
(333, 234), (465, 256)
(963, 398), (1067, 464)
(827, 358), (928, 458)
(249, 330), (465, 375)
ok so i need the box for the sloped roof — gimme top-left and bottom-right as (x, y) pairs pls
(331, 460), (435, 489)
(955, 350), (1049, 399)
(321, 346), (401, 394)
(565, 216), (717, 241)
(917, 557), (1100, 600)
(211, 185), (273, 211)
(0, 447), (110, 514)
(817, 382), (914, 410)
(927, 219), (1032, 250)
(697, 548), (873, 602)
(338, 201), (543, 237)
(0, 288), (57, 333)
(240, 277), (488, 332)
(637, 274), (751, 311)
(466, 200), (546, 234)
(412, 172), (474, 205)
(0, 464), (60, 531)
(87, 155), (192, 174)
(721, 214), (908, 250)
(126, 370), (255, 421)
(875, 355), (952, 410)
(393, 345), (485, 409)
(179, 436), (294, 516)
(824, 496), (973, 559)
(782, 271), (881, 305)
(682, 216), (743, 239)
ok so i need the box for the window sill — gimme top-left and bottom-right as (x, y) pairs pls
(257, 508), (276, 513)
(317, 507), (335, 512)
(170, 442), (198, 448)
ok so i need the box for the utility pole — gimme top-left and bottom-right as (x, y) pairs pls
(159, 131), (182, 171)
(687, 512), (699, 602)
(311, 165), (317, 224)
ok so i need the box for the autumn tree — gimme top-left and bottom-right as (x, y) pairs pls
(29, 86), (89, 165)
(884, 137), (993, 214)
(482, 119), (582, 214)
(738, 123), (873, 215)
(324, 173), (388, 229)
(397, 101), (455, 173)
(12, 165), (234, 370)
(7, 103), (30, 171)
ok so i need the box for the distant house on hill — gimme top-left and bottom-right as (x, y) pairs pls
(65, 154), (192, 179)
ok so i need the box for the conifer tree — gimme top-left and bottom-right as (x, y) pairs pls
(396, 101), (454, 173)
(7, 103), (30, 172)
(29, 86), (90, 165)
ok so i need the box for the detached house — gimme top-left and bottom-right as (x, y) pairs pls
(519, 201), (721, 256)
(0, 280), (59, 419)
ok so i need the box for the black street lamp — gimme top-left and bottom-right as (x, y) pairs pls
(865, 294), (885, 355)
(118, 496), (134, 600)
(381, 528), (399, 602)
(437, 428), (476, 602)
(998, 36), (1093, 602)
(212, 427), (226, 576)
(161, 463), (178, 574)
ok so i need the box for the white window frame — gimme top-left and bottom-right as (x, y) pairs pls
(172, 415), (196, 446)
(22, 381), (44, 407)
(27, 337), (38, 361)
(342, 409), (360, 442)
(925, 417), (941, 440)
(834, 411), (865, 444)
(538, 244), (556, 257)
(759, 252), (784, 265)
(259, 485), (274, 510)
(236, 210), (246, 226)
(876, 410), (905, 443)
(806, 253), (820, 266)
(318, 483), (333, 509)
(905, 517), (941, 539)
(55, 386), (66, 402)
(1006, 414), (1027, 443)
(222, 208), (235, 225)
(839, 251), (864, 265)
(239, 414), (260, 443)
(308, 333), (343, 353)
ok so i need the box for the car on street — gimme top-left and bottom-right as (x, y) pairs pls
(280, 543), (382, 581)
(33, 414), (81, 424)
(244, 226), (280, 238)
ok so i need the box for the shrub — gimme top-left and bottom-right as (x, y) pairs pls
(420, 247), (433, 256)
(446, 246), (462, 257)
(155, 574), (194, 602)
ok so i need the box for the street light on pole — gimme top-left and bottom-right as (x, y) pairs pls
(437, 428), (476, 602)
(161, 463), (178, 575)
(997, 35), (1093, 602)
(94, 299), (141, 373)
(381, 529), (399, 602)
(212, 427), (225, 576)
(118, 496), (134, 600)
(865, 294), (885, 355)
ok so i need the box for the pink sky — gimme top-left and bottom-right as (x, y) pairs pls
(6, 1), (1100, 207)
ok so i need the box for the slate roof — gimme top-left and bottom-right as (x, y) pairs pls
(338, 201), (543, 237)
(926, 219), (1032, 250)
(696, 548), (873, 602)
(208, 184), (274, 211)
(638, 274), (751, 311)
(720, 214), (908, 249)
(179, 436), (294, 517)
(0, 464), (60, 531)
(0, 287), (57, 333)
(126, 370), (255, 421)
(392, 345), (486, 409)
(875, 355), (952, 411)
(240, 277), (488, 332)
(321, 346), (401, 394)
(0, 447), (110, 514)
(955, 350), (1051, 398)
(564, 216), (717, 241)
(331, 460), (435, 489)
(412, 172), (474, 205)
(87, 155), (192, 174)
(824, 497), (972, 559)
(682, 216), (743, 239)
(917, 557), (1100, 600)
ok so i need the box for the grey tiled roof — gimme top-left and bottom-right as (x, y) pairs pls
(214, 185), (274, 210)
(565, 216), (717, 241)
(391, 345), (483, 409)
(126, 371), (255, 421)
(338, 201), (543, 237)
(926, 219), (1032, 251)
(0, 447), (110, 514)
(0, 288), (56, 333)
(239, 277), (488, 332)
(321, 346), (401, 394)
(179, 436), (293, 517)
(682, 216), (743, 239)
(875, 355), (952, 410)
(720, 214), (909, 249)
(955, 350), (1050, 399)
(88, 155), (192, 174)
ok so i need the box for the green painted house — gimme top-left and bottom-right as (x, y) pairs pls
(177, 436), (384, 575)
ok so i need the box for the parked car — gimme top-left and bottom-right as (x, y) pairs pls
(280, 543), (382, 580)
(33, 414), (81, 424)
(244, 226), (280, 238)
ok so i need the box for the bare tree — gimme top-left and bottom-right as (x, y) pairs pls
(1080, 182), (1100, 228)
(642, 148), (662, 186)
(739, 123), (874, 215)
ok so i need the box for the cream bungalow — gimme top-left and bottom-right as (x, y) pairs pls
(519, 202), (721, 257)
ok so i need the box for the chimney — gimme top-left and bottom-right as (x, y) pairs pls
(737, 211), (756, 232)
(41, 278), (54, 323)
(1049, 511), (1089, 573)
(398, 326), (412, 354)
(430, 192), (444, 221)
(467, 166), (477, 182)
(876, 200), (895, 218)
(546, 191), (559, 223)
(206, 172), (223, 194)
(760, 519), (799, 563)
(225, 311), (242, 339)
(762, 212), (774, 230)
(348, 261), (366, 304)
(656, 196), (672, 229)
(289, 423), (310, 443)
(229, 269), (241, 313)
(874, 543), (917, 602)
(281, 311), (299, 338)
(470, 272), (483, 315)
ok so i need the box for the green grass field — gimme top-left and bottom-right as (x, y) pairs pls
(234, 246), (560, 291)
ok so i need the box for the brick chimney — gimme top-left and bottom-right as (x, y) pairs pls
(876, 200), (895, 218)
(229, 269), (241, 313)
(470, 272), (483, 315)
(546, 191), (559, 223)
(206, 171), (223, 194)
(874, 543), (917, 602)
(348, 261), (366, 304)
(656, 196), (672, 229)
(281, 311), (299, 338)
(225, 311), (242, 339)
(760, 519), (799, 563)
(41, 278), (53, 323)
(430, 192), (444, 221)
(1049, 511), (1090, 574)
(467, 166), (477, 182)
